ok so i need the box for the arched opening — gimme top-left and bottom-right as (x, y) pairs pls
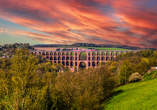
(70, 61), (73, 66)
(42, 52), (45, 55)
(50, 56), (53, 60)
(58, 52), (61, 55)
(46, 52), (49, 55)
(62, 56), (65, 60)
(106, 57), (110, 61)
(88, 62), (90, 66)
(106, 52), (110, 56)
(66, 61), (69, 66)
(75, 62), (77, 66)
(88, 57), (90, 60)
(92, 62), (95, 67)
(92, 57), (96, 61)
(79, 52), (87, 60)
(71, 52), (74, 56)
(58, 61), (60, 64)
(116, 52), (119, 56)
(97, 57), (100, 61)
(58, 56), (61, 60)
(50, 52), (53, 55)
(66, 56), (69, 60)
(97, 52), (100, 56)
(54, 57), (57, 60)
(66, 52), (69, 55)
(79, 62), (86, 69)
(70, 56), (74, 60)
(88, 53), (90, 56)
(75, 57), (77, 60)
(111, 52), (114, 56)
(101, 57), (105, 61)
(62, 52), (65, 55)
(39, 52), (41, 55)
(62, 61), (65, 66)
(54, 52), (57, 55)
(92, 52), (96, 56)
(102, 52), (105, 55)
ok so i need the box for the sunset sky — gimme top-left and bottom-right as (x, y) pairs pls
(0, 0), (157, 48)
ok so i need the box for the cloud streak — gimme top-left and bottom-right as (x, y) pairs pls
(0, 0), (157, 47)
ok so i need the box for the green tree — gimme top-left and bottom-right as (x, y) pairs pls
(0, 49), (43, 110)
(119, 60), (134, 85)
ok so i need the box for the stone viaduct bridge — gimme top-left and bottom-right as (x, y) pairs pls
(32, 50), (137, 70)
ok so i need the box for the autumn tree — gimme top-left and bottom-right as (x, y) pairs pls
(0, 49), (45, 109)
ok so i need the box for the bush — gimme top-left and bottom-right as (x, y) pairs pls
(143, 70), (157, 81)
(129, 72), (142, 83)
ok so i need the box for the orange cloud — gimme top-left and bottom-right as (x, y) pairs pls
(0, 0), (157, 48)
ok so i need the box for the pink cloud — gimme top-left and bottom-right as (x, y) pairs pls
(0, 0), (157, 48)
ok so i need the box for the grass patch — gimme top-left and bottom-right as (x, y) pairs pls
(102, 78), (157, 110)
(80, 47), (131, 51)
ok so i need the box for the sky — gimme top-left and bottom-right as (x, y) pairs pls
(0, 0), (157, 48)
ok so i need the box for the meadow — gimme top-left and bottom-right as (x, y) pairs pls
(102, 77), (157, 110)
(80, 47), (131, 51)
(34, 46), (131, 51)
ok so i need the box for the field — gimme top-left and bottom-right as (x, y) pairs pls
(80, 47), (131, 51)
(102, 78), (157, 110)
(34, 47), (131, 51)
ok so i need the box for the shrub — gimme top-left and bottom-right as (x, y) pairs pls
(129, 72), (142, 83)
(143, 70), (157, 81)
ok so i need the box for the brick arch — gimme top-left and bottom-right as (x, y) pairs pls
(79, 61), (86, 69)
(62, 56), (65, 60)
(66, 52), (70, 55)
(106, 51), (110, 56)
(101, 56), (105, 61)
(66, 61), (69, 66)
(92, 56), (96, 61)
(58, 56), (61, 60)
(58, 52), (61, 55)
(46, 52), (49, 55)
(50, 56), (53, 60)
(70, 56), (74, 60)
(97, 56), (100, 61)
(92, 52), (96, 56)
(62, 52), (65, 55)
(42, 52), (45, 55)
(32, 50), (135, 70)
(79, 52), (87, 60)
(50, 52), (53, 55)
(66, 56), (69, 60)
(54, 52), (57, 55)
(62, 61), (65, 66)
(70, 61), (73, 66)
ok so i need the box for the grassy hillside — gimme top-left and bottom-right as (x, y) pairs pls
(80, 47), (131, 51)
(102, 78), (157, 110)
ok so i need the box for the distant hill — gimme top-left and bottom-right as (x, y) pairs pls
(32, 43), (156, 50)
